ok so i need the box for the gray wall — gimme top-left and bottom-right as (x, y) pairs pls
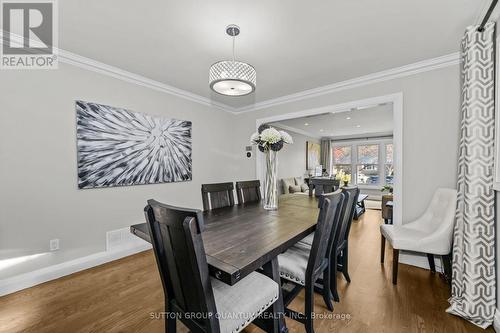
(0, 63), (239, 279)
(0, 60), (464, 283)
(231, 65), (462, 223)
(272, 129), (319, 194)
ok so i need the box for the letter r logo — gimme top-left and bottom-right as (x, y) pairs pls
(2, 2), (53, 54)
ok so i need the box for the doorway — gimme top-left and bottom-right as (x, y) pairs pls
(255, 93), (403, 225)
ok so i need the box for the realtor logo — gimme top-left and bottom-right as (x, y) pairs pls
(1, 0), (58, 69)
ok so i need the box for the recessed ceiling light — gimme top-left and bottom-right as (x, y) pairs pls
(357, 105), (375, 110)
(320, 129), (324, 132)
(356, 125), (361, 128)
(304, 123), (309, 126)
(346, 117), (351, 120)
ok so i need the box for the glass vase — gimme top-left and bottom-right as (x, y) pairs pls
(264, 149), (278, 210)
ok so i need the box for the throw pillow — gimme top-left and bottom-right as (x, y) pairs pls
(294, 176), (305, 186)
(289, 185), (301, 193)
(281, 178), (295, 194)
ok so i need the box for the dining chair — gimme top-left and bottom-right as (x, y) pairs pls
(278, 191), (345, 333)
(380, 188), (457, 284)
(382, 194), (393, 224)
(201, 182), (235, 211)
(298, 186), (360, 303)
(330, 186), (359, 301)
(235, 180), (261, 204)
(145, 199), (280, 333)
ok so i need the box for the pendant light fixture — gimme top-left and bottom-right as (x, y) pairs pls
(209, 25), (256, 96)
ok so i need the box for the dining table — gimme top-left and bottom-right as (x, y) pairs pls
(130, 194), (320, 333)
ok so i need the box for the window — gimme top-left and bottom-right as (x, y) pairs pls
(357, 145), (379, 185)
(385, 143), (394, 184)
(332, 145), (352, 181)
(333, 145), (351, 164)
(385, 143), (393, 163)
(331, 139), (394, 187)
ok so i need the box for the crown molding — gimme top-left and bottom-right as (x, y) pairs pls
(0, 29), (235, 113)
(234, 52), (460, 113)
(1, 28), (459, 115)
(59, 51), (460, 115)
(57, 49), (235, 113)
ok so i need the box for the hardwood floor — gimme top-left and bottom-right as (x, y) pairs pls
(0, 209), (491, 333)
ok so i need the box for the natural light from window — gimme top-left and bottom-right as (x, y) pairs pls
(332, 139), (393, 187)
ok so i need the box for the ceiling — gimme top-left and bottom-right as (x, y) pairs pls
(59, 0), (489, 109)
(270, 103), (393, 139)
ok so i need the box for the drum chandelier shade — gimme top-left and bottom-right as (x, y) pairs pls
(209, 25), (256, 96)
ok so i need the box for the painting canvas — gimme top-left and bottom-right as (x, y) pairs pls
(306, 141), (320, 170)
(76, 101), (192, 189)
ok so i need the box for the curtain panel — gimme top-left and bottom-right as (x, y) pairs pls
(320, 139), (332, 175)
(446, 22), (496, 329)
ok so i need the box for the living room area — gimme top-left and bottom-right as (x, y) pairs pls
(270, 100), (396, 223)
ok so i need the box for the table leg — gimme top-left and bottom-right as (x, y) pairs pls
(262, 257), (288, 333)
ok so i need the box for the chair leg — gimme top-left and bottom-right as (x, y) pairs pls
(321, 266), (334, 312)
(442, 254), (452, 283)
(427, 253), (435, 273)
(381, 235), (386, 263)
(330, 254), (340, 302)
(166, 301), (176, 333)
(166, 316), (176, 333)
(341, 248), (351, 283)
(392, 249), (399, 285)
(305, 282), (315, 333)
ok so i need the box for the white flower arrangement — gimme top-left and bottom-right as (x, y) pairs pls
(250, 125), (293, 152)
(250, 132), (260, 143)
(260, 128), (282, 144)
(279, 131), (293, 144)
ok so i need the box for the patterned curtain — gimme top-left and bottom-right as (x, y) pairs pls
(446, 22), (496, 328)
(320, 139), (332, 175)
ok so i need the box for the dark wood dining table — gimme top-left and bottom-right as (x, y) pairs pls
(130, 194), (320, 333)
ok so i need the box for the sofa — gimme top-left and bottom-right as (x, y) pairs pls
(281, 176), (309, 194)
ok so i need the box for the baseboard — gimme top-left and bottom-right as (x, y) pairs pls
(0, 242), (151, 297)
(399, 251), (443, 273)
(494, 308), (500, 332)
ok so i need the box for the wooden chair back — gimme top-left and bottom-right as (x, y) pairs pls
(144, 200), (219, 332)
(235, 180), (261, 204)
(334, 186), (360, 246)
(309, 178), (340, 197)
(306, 191), (345, 282)
(201, 182), (235, 211)
(324, 190), (349, 256)
(382, 194), (393, 219)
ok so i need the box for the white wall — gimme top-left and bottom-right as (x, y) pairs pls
(272, 129), (319, 193)
(232, 65), (461, 223)
(0, 58), (463, 287)
(0, 63), (239, 279)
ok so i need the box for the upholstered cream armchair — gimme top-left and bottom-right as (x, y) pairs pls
(380, 188), (458, 284)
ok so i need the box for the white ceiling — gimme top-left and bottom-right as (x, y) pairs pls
(270, 104), (393, 139)
(59, 0), (489, 109)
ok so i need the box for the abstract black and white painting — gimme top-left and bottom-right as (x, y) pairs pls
(76, 101), (192, 189)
